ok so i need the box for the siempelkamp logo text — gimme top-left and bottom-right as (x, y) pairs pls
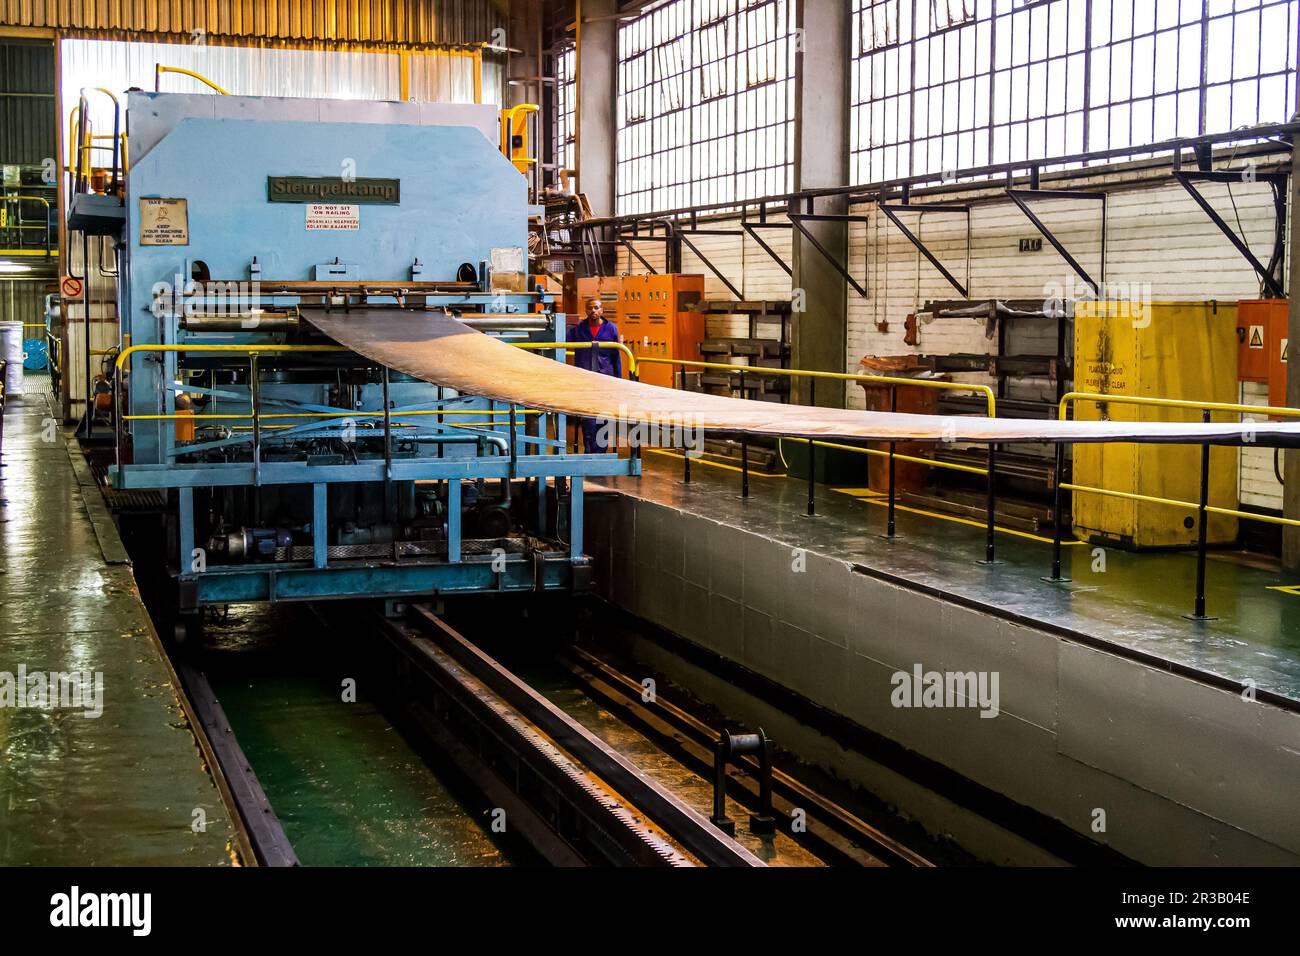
(50, 886), (151, 936)
(890, 664), (1000, 718)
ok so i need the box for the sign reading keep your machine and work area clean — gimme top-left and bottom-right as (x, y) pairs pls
(267, 176), (400, 204)
(138, 198), (189, 246)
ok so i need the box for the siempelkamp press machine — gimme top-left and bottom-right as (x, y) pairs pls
(74, 92), (637, 636)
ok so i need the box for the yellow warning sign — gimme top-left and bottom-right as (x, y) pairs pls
(1248, 324), (1265, 349)
(1283, 338), (1289, 363)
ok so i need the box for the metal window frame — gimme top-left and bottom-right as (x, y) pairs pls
(850, 0), (1300, 185)
(616, 0), (796, 215)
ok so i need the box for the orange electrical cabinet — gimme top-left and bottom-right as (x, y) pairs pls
(1238, 299), (1288, 413)
(618, 274), (705, 388)
(574, 276), (622, 325)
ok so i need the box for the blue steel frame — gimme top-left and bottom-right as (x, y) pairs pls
(110, 97), (638, 609)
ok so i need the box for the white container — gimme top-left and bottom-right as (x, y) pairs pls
(0, 322), (22, 396)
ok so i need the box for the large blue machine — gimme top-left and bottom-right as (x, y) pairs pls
(95, 92), (637, 629)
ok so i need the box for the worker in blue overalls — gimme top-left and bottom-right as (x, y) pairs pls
(569, 296), (622, 453)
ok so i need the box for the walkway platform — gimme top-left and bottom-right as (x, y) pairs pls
(0, 382), (238, 865)
(609, 450), (1300, 702)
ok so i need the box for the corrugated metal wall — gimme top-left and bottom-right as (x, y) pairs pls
(2, 0), (505, 47)
(61, 38), (499, 139)
(0, 277), (50, 327)
(0, 40), (55, 166)
(616, 156), (1295, 511)
(60, 231), (116, 420)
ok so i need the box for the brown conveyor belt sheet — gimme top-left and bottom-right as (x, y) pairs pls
(306, 309), (1300, 446)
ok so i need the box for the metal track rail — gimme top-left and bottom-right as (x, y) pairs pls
(176, 662), (300, 867)
(375, 607), (762, 866)
(559, 646), (933, 868)
(405, 605), (764, 867)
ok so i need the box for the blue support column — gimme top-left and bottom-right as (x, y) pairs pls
(570, 476), (584, 561)
(537, 475), (548, 535)
(312, 482), (328, 569)
(447, 478), (462, 563)
(178, 486), (195, 573)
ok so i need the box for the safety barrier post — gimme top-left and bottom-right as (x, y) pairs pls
(1191, 409), (1212, 620)
(1048, 437), (1067, 581)
(738, 368), (749, 499)
(886, 385), (897, 538)
(983, 445), (997, 563)
(250, 356), (261, 486)
(679, 365), (691, 484)
(806, 379), (817, 516)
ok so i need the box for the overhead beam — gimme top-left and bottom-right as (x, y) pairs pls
(877, 202), (972, 298)
(1004, 188), (1107, 294)
(1173, 170), (1287, 299)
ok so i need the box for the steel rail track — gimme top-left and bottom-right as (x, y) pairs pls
(558, 646), (934, 868)
(176, 661), (300, 867)
(372, 605), (763, 866)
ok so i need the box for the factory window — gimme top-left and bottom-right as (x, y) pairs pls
(930, 0), (976, 32)
(617, 0), (796, 215)
(860, 1), (902, 52)
(851, 0), (1300, 184)
(553, 44), (577, 180)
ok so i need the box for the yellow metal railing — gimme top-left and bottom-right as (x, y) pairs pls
(1058, 391), (1300, 532)
(115, 343), (347, 375)
(154, 66), (230, 95)
(1, 195), (55, 255)
(638, 356), (998, 546)
(637, 356), (999, 418)
(508, 345), (996, 484)
(113, 345), (542, 449)
(1055, 390), (1300, 617)
(514, 339), (638, 373)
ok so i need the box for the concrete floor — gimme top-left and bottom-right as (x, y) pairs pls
(605, 449), (1300, 703)
(0, 380), (237, 865)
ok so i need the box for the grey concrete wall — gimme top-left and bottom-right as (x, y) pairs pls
(575, 0), (617, 218)
(790, 0), (851, 407)
(586, 491), (1300, 865)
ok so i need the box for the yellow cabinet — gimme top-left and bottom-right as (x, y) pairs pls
(1072, 300), (1239, 549)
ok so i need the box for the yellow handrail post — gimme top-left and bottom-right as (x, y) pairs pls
(154, 66), (230, 95)
(513, 340), (639, 378)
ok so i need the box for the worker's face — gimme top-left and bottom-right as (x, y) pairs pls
(586, 301), (603, 323)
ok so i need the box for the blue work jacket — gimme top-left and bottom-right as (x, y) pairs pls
(568, 317), (622, 378)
